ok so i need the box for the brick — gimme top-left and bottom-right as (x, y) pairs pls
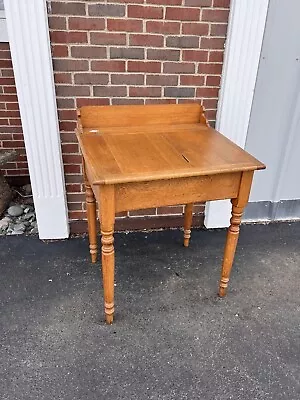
(201, 37), (225, 49)
(198, 63), (222, 74)
(0, 43), (9, 50)
(58, 109), (77, 120)
(182, 22), (209, 35)
(54, 73), (73, 84)
(166, 36), (199, 48)
(56, 85), (90, 97)
(0, 110), (20, 118)
(127, 61), (161, 73)
(0, 50), (12, 59)
(62, 144), (79, 154)
(146, 75), (178, 86)
(130, 34), (164, 47)
(68, 17), (105, 31)
(164, 87), (195, 97)
(196, 87), (219, 97)
(128, 5), (163, 19)
(129, 208), (156, 216)
(110, 48), (144, 60)
(183, 50), (208, 62)
(63, 154), (82, 164)
(3, 86), (17, 94)
(147, 0), (182, 4)
(91, 60), (126, 72)
(2, 140), (25, 148)
(71, 46), (107, 59)
(210, 23), (228, 36)
(76, 98), (110, 108)
(146, 21), (180, 34)
(202, 9), (229, 22)
(61, 133), (78, 144)
(90, 32), (126, 45)
(51, 2), (86, 15)
(0, 119), (9, 125)
(0, 60), (13, 68)
(57, 98), (75, 109)
(209, 51), (223, 62)
(60, 121), (77, 132)
(74, 73), (109, 85)
(53, 59), (89, 72)
(64, 174), (83, 184)
(50, 31), (88, 44)
(163, 62), (195, 74)
(111, 74), (144, 85)
(93, 86), (127, 97)
(206, 75), (221, 86)
(88, 3), (125, 17)
(1, 70), (14, 77)
(107, 19), (143, 32)
(147, 49), (180, 61)
(213, 0), (230, 7)
(66, 184), (82, 193)
(166, 7), (200, 21)
(52, 45), (68, 57)
(185, 0), (212, 5)
(6, 103), (19, 111)
(202, 98), (218, 109)
(180, 75), (205, 85)
(48, 16), (67, 30)
(157, 206), (183, 215)
(64, 165), (81, 174)
(112, 98), (144, 105)
(0, 78), (15, 85)
(129, 87), (161, 97)
(0, 95), (18, 102)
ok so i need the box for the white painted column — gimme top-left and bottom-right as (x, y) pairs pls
(204, 0), (270, 228)
(4, 0), (69, 239)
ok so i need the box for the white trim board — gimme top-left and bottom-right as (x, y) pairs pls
(204, 0), (270, 228)
(4, 0), (69, 239)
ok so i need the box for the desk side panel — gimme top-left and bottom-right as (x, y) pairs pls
(115, 172), (241, 213)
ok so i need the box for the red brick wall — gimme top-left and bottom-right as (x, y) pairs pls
(0, 43), (28, 177)
(1, 0), (230, 231)
(48, 0), (230, 230)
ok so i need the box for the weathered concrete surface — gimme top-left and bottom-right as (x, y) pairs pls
(0, 223), (299, 399)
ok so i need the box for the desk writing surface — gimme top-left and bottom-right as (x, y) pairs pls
(78, 123), (265, 185)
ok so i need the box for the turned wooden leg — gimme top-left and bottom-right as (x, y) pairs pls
(219, 171), (254, 297)
(99, 185), (115, 324)
(183, 203), (193, 247)
(85, 182), (98, 263)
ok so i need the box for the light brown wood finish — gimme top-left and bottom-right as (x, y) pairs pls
(83, 163), (97, 263)
(98, 184), (115, 324)
(76, 104), (265, 324)
(219, 171), (254, 297)
(184, 203), (193, 247)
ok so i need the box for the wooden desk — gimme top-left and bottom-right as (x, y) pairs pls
(76, 104), (265, 324)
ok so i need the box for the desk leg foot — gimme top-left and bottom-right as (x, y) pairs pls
(85, 182), (98, 263)
(219, 203), (244, 297)
(183, 203), (193, 247)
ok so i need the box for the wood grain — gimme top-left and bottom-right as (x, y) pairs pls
(76, 104), (265, 324)
(219, 171), (254, 297)
(114, 172), (241, 213)
(79, 103), (205, 129)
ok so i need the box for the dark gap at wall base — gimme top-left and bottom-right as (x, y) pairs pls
(70, 214), (204, 234)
